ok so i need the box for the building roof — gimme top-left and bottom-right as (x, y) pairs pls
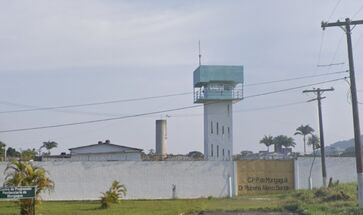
(69, 142), (143, 153)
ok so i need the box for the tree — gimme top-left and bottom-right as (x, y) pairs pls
(100, 180), (127, 209)
(294, 124), (315, 155)
(0, 141), (5, 161)
(148, 149), (155, 155)
(7, 147), (21, 158)
(21, 149), (37, 161)
(4, 160), (54, 215)
(273, 135), (296, 152)
(259, 135), (274, 152)
(40, 141), (58, 155)
(187, 151), (204, 159)
(307, 134), (320, 151)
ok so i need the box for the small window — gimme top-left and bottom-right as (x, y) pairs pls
(211, 144), (214, 156)
(211, 121), (213, 134)
(222, 148), (225, 157)
(227, 104), (230, 116)
(222, 126), (225, 135)
(228, 150), (230, 159)
(217, 145), (219, 158)
(228, 127), (230, 136)
(216, 122), (219, 135)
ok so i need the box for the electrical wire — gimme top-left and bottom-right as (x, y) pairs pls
(353, 2), (363, 19)
(0, 92), (191, 114)
(244, 77), (346, 99)
(0, 104), (203, 133)
(0, 71), (348, 115)
(168, 101), (308, 118)
(235, 101), (307, 112)
(315, 31), (326, 70)
(327, 0), (343, 21)
(244, 70), (347, 87)
(0, 77), (347, 133)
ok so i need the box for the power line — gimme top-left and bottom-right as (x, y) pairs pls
(168, 101), (308, 117)
(353, 3), (363, 19)
(0, 104), (203, 133)
(243, 70), (347, 87)
(317, 62), (344, 67)
(244, 77), (346, 99)
(0, 71), (348, 115)
(0, 77), (347, 133)
(0, 92), (191, 114)
(327, 0), (343, 21)
(315, 31), (326, 69)
(235, 101), (307, 112)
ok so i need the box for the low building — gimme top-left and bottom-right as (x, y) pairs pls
(69, 140), (143, 161)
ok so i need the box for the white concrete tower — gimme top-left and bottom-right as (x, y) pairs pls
(155, 119), (167, 159)
(193, 65), (243, 160)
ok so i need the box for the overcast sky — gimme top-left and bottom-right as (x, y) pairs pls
(1, 0), (363, 155)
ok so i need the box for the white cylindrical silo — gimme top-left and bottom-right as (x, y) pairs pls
(156, 119), (167, 159)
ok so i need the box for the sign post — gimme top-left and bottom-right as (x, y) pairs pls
(0, 187), (36, 215)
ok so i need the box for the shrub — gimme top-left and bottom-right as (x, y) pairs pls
(100, 180), (127, 209)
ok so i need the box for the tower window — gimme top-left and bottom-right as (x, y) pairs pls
(211, 144), (214, 156)
(227, 104), (230, 116)
(216, 122), (219, 135)
(222, 148), (225, 157)
(217, 145), (219, 158)
(228, 150), (230, 159)
(228, 127), (230, 136)
(211, 121), (213, 134)
(222, 126), (225, 135)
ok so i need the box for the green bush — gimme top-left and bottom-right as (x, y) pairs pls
(100, 180), (127, 209)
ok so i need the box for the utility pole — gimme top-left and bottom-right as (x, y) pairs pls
(322, 18), (363, 206)
(303, 87), (334, 188)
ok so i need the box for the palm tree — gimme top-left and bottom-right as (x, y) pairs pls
(307, 134), (320, 152)
(40, 141), (58, 155)
(100, 180), (127, 209)
(259, 135), (274, 152)
(294, 125), (315, 155)
(4, 160), (54, 215)
(273, 135), (296, 152)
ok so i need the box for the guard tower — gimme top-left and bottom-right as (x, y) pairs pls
(193, 65), (243, 160)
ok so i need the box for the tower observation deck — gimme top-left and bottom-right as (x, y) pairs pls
(193, 65), (243, 103)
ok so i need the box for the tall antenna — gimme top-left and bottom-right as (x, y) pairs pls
(198, 40), (202, 66)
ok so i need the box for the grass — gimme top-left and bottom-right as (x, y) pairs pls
(0, 195), (284, 215)
(282, 182), (363, 215)
(1, 183), (363, 215)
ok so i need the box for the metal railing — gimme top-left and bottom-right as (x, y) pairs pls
(194, 88), (243, 102)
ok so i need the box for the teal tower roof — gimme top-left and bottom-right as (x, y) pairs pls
(193, 65), (244, 103)
(193, 65), (244, 87)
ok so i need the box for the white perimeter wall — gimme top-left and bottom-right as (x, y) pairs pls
(295, 157), (357, 189)
(0, 161), (234, 200)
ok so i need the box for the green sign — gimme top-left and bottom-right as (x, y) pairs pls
(0, 187), (35, 199)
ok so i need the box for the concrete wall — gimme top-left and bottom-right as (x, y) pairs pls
(295, 157), (356, 189)
(0, 161), (234, 200)
(0, 157), (357, 201)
